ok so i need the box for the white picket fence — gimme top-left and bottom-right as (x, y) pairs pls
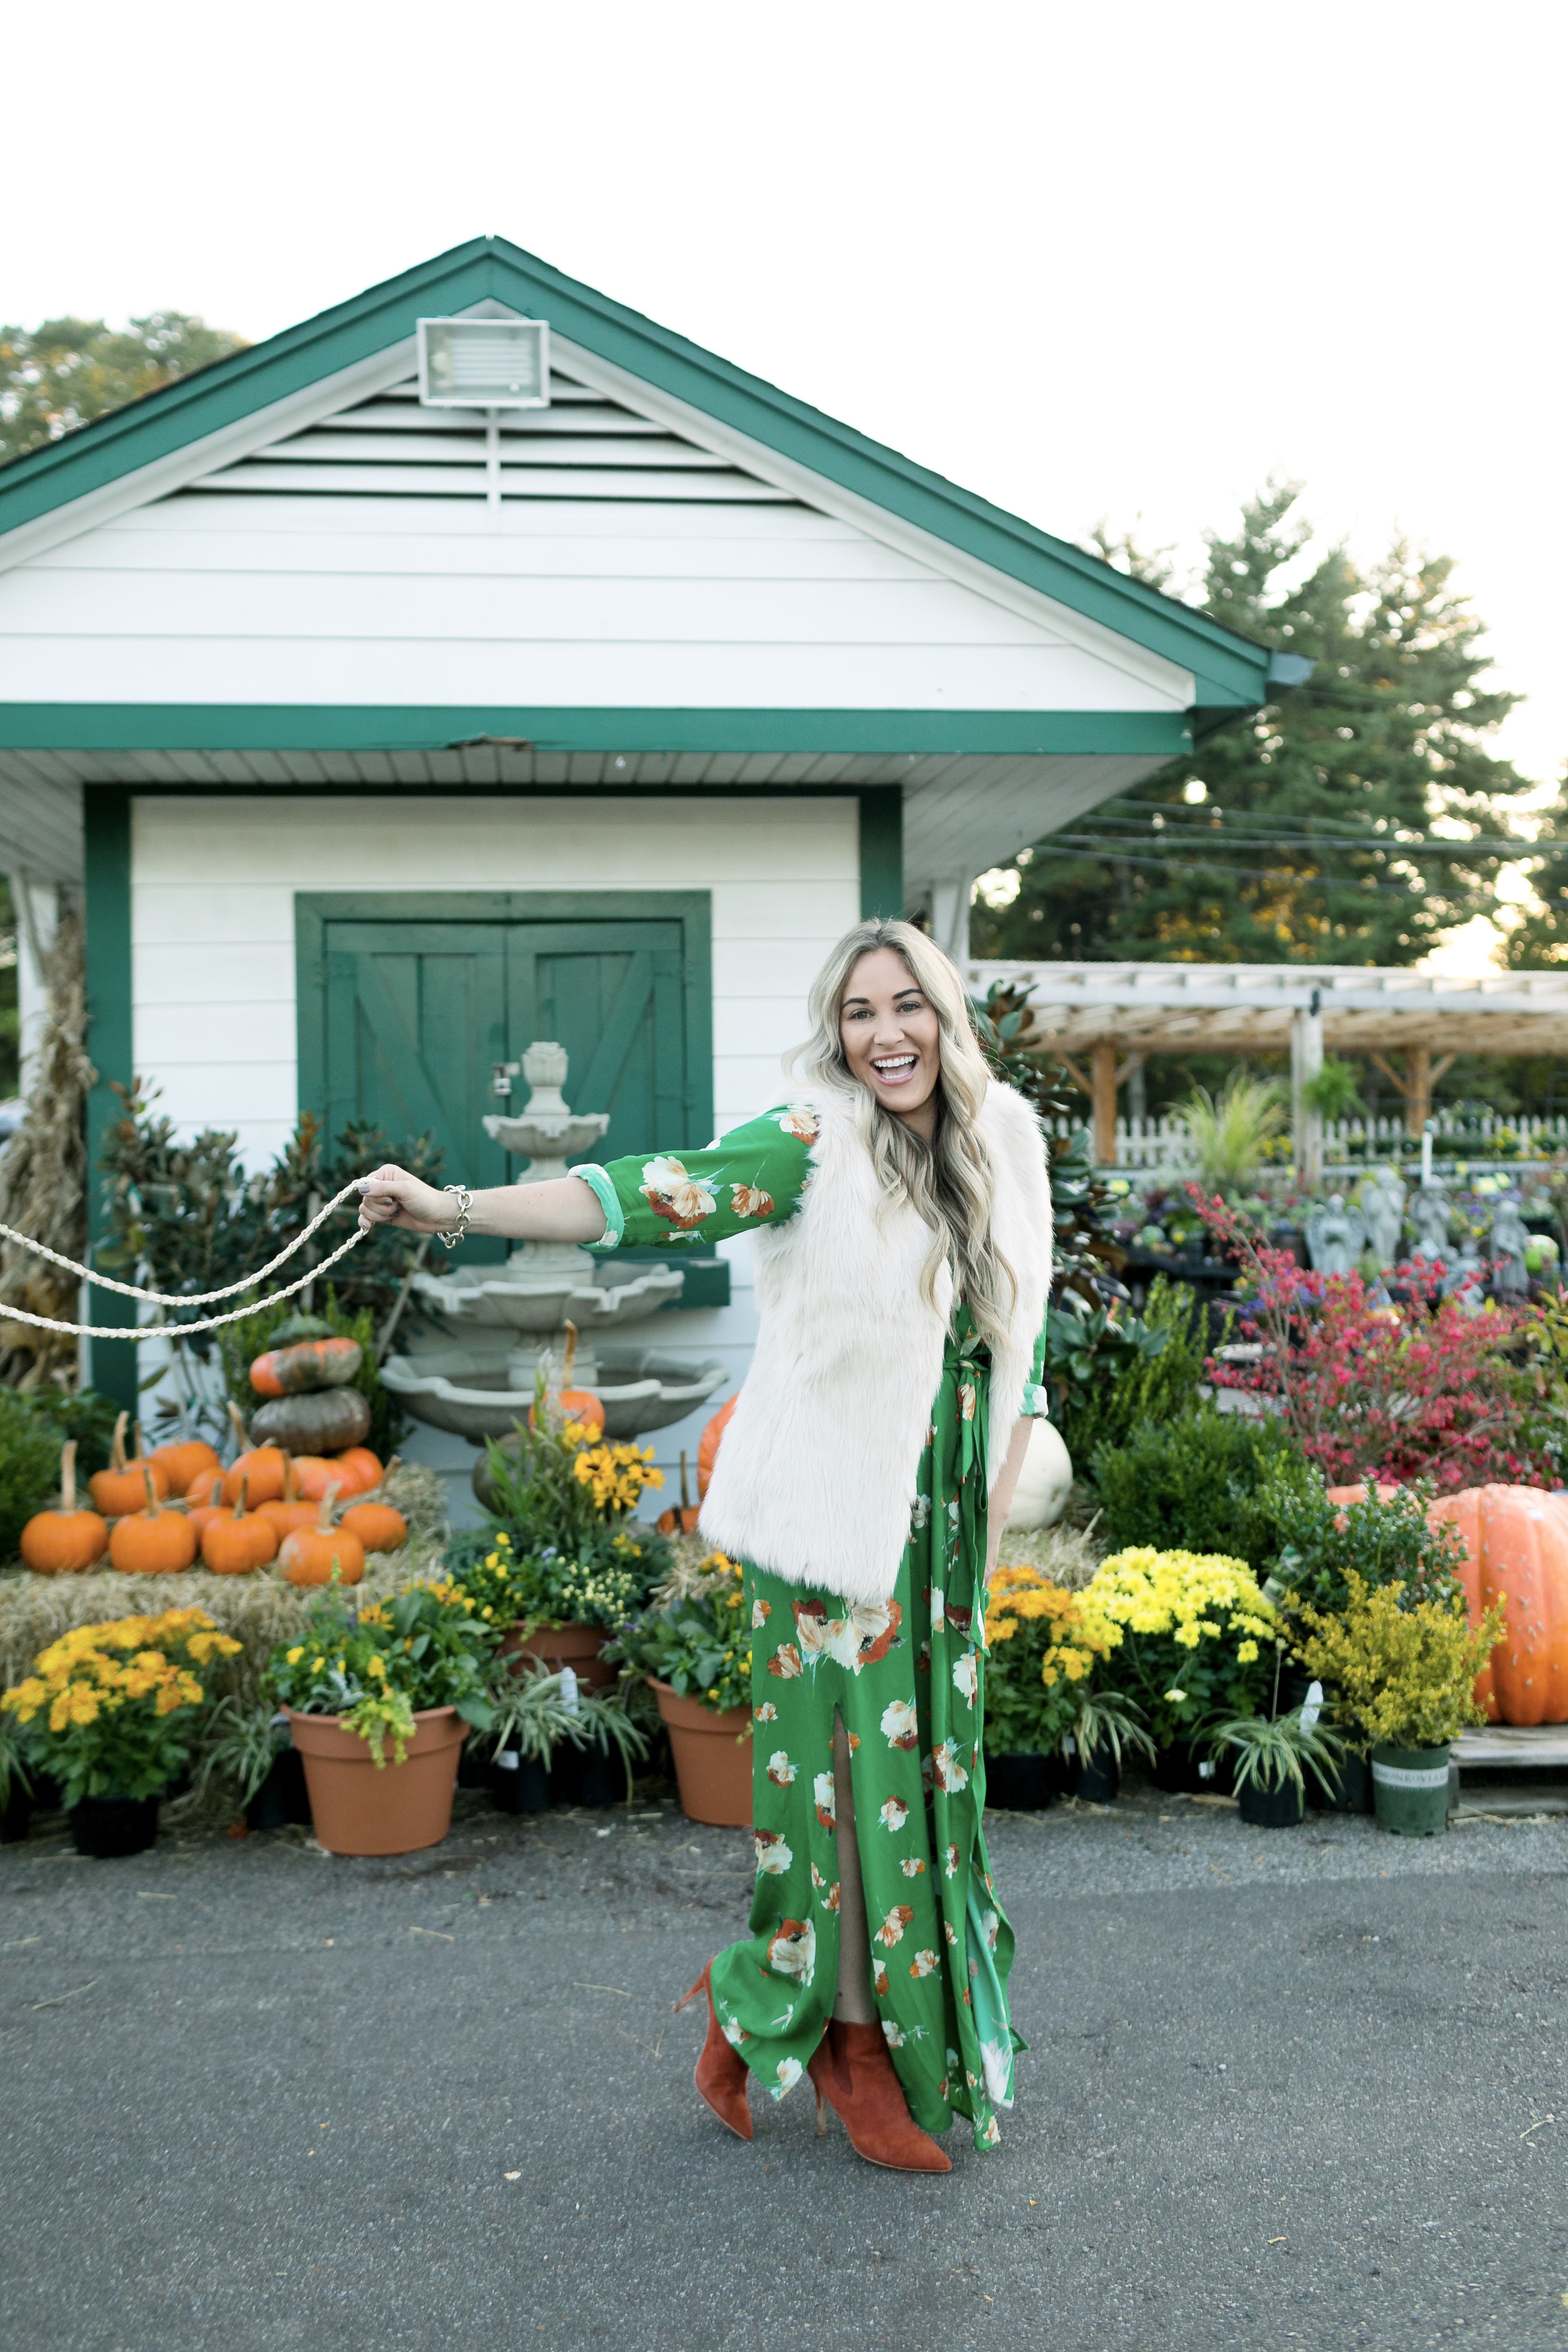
(1071, 1108), (1568, 1177)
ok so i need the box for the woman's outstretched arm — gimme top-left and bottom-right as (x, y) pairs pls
(356, 1164), (607, 1244)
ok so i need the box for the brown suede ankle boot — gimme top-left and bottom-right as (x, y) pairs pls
(807, 2019), (952, 2172)
(675, 1963), (753, 2140)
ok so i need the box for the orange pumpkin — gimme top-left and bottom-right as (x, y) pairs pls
(279, 1488), (365, 1588)
(223, 1446), (287, 1507)
(187, 1502), (225, 1542)
(287, 1454), (339, 1502)
(325, 1446), (383, 1498)
(1427, 1484), (1568, 1726)
(657, 1447), (702, 1535)
(201, 1478), (280, 1575)
(20, 1441), (109, 1573)
(337, 1499), (407, 1555)
(528, 1320), (605, 1437)
(258, 1457), (319, 1542)
(90, 1410), (171, 1517)
(249, 1335), (363, 1398)
(148, 1437), (222, 1494)
(109, 1470), (199, 1575)
(186, 1466), (226, 1508)
(696, 1395), (738, 1502)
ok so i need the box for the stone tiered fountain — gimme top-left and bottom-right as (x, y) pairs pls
(381, 1040), (726, 1444)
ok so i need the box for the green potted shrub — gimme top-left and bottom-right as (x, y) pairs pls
(0, 1605), (241, 1858)
(982, 1564), (1151, 1807)
(267, 1579), (497, 1857)
(1266, 1473), (1470, 1811)
(608, 1554), (753, 1826)
(1292, 1572), (1506, 1837)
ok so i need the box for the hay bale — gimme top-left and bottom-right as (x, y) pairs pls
(992, 1519), (1106, 1592)
(0, 1534), (443, 1706)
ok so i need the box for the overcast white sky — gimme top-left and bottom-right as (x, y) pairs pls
(7, 0), (1565, 964)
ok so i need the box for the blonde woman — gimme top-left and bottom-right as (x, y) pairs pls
(358, 919), (1052, 2169)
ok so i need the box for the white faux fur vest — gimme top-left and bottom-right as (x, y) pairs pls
(698, 1080), (1052, 1606)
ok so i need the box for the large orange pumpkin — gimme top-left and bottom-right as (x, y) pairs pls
(20, 1442), (109, 1573)
(696, 1395), (737, 1502)
(1427, 1485), (1568, 1726)
(109, 1470), (199, 1575)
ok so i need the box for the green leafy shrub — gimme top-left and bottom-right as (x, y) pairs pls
(1046, 1276), (1214, 1470)
(1265, 1470), (1467, 1616)
(1293, 1572), (1504, 1749)
(608, 1552), (752, 1717)
(267, 1579), (498, 1760)
(1092, 1405), (1311, 1562)
(0, 1387), (66, 1562)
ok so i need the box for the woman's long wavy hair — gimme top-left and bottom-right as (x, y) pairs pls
(788, 919), (1016, 1349)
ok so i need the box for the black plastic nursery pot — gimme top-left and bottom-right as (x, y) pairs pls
(1310, 1751), (1374, 1815)
(1069, 1736), (1121, 1805)
(490, 1748), (553, 1815)
(70, 1796), (159, 1859)
(1, 1788), (34, 1844)
(983, 1751), (1065, 1812)
(1237, 1774), (1305, 1829)
(245, 1748), (313, 1833)
(1154, 1741), (1234, 1797)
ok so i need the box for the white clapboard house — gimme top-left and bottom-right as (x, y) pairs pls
(0, 237), (1277, 1488)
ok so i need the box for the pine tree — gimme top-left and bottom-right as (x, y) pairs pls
(974, 484), (1568, 966)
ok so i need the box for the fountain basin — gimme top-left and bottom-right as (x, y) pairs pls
(407, 1259), (684, 1336)
(383, 1344), (729, 1443)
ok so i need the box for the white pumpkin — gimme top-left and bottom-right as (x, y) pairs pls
(1004, 1419), (1073, 1531)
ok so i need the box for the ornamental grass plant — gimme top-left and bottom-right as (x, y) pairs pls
(1, 1606), (241, 1804)
(1291, 1571), (1506, 1751)
(1085, 1548), (1279, 1751)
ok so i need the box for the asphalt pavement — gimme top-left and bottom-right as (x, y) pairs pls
(2, 1780), (1566, 2352)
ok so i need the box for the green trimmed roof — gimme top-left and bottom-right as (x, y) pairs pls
(0, 237), (1272, 715)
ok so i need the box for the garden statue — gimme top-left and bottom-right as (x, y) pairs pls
(1305, 1194), (1368, 1277)
(1409, 1184), (1452, 1263)
(1439, 1237), (1487, 1310)
(1488, 1195), (1531, 1298)
(1359, 1168), (1407, 1269)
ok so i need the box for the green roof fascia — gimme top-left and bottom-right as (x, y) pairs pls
(0, 237), (1268, 714)
(0, 705), (1193, 758)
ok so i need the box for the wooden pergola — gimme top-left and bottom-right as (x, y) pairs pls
(965, 960), (1568, 1181)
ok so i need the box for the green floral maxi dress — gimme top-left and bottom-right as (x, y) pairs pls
(577, 1105), (1049, 2152)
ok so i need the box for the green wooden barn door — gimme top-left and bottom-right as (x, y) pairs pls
(302, 896), (711, 1271)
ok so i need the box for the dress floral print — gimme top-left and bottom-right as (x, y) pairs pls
(579, 1106), (1048, 2151)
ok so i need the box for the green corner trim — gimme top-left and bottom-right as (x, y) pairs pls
(82, 785), (138, 1408)
(858, 789), (904, 919)
(0, 236), (1270, 711)
(0, 705), (1194, 759)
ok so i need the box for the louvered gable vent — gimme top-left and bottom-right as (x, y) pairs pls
(188, 366), (794, 503)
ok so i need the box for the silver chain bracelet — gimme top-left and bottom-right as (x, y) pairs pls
(438, 1184), (473, 1250)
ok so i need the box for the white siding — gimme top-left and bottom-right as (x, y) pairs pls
(1, 490), (1194, 714)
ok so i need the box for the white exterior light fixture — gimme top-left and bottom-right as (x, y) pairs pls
(418, 317), (550, 408)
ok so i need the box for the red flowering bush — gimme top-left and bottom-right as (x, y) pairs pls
(1189, 1188), (1556, 1493)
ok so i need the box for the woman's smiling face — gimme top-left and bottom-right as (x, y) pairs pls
(838, 947), (942, 1133)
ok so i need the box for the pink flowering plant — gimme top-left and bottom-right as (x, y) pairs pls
(1190, 1187), (1558, 1492)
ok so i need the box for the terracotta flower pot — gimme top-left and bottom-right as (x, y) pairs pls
(650, 1679), (752, 1827)
(288, 1706), (467, 1856)
(503, 1621), (617, 1692)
